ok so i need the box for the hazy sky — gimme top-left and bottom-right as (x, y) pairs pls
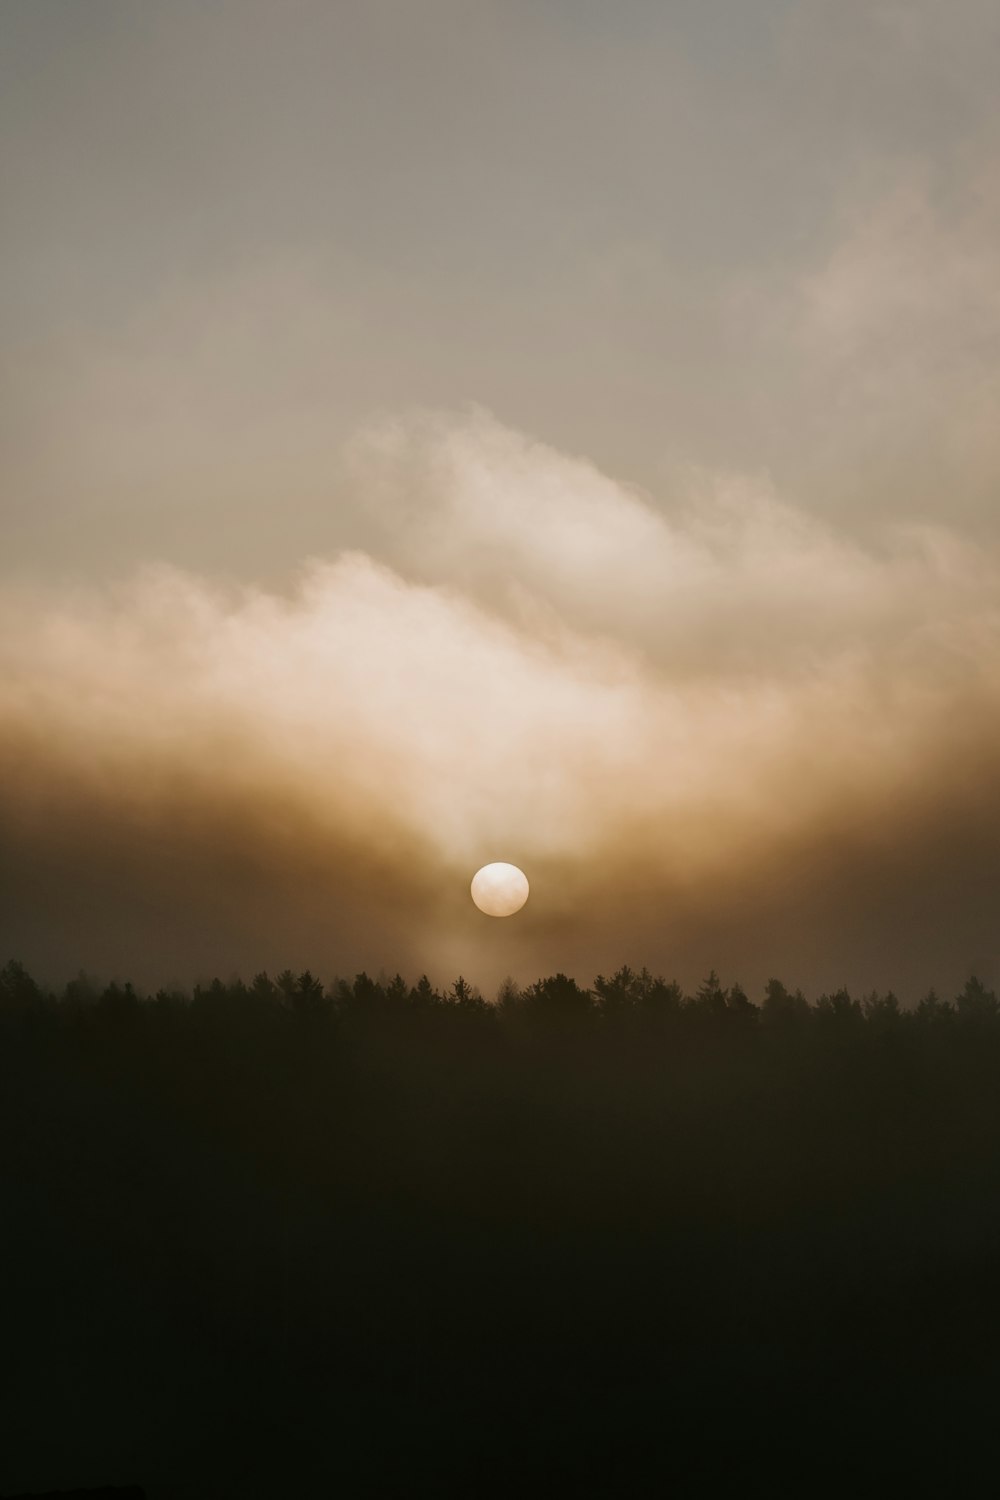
(2, 1), (1000, 996)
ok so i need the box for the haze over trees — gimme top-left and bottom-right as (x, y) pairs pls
(4, 957), (1000, 1495)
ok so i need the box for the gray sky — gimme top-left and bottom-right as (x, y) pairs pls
(2, 2), (1000, 996)
(4, 0), (1000, 580)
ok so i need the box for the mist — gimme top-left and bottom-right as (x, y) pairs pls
(2, 410), (998, 995)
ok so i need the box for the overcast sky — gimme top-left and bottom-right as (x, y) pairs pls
(2, 1), (1000, 996)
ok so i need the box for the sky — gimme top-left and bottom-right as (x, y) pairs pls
(2, 0), (1000, 997)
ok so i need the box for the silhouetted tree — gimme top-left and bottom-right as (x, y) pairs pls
(814, 987), (864, 1028)
(594, 965), (685, 1028)
(726, 980), (757, 1021)
(251, 970), (276, 999)
(152, 983), (189, 1016)
(409, 974), (440, 1010)
(333, 971), (388, 1019)
(495, 975), (522, 1012)
(447, 975), (487, 1012)
(915, 988), (954, 1026)
(863, 990), (901, 1035)
(99, 979), (140, 1023)
(0, 958), (43, 1013)
(292, 969), (329, 1019)
(522, 972), (592, 1018)
(276, 969), (299, 1008)
(385, 973), (409, 1009)
(63, 970), (100, 1009)
(693, 969), (728, 1019)
(194, 976), (229, 1011)
(593, 963), (641, 1013)
(955, 974), (999, 1024)
(639, 973), (683, 1018)
(760, 978), (811, 1026)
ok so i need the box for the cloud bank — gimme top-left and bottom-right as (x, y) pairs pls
(3, 410), (1000, 996)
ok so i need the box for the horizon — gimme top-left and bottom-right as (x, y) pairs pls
(5, 952), (996, 1013)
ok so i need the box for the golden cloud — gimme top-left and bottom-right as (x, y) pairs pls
(3, 411), (1000, 994)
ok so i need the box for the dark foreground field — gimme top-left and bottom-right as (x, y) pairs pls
(5, 962), (1000, 1496)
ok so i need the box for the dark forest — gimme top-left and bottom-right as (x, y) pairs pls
(6, 960), (1000, 1494)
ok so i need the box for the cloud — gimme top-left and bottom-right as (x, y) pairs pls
(724, 146), (1000, 528)
(2, 410), (1000, 994)
(351, 407), (995, 676)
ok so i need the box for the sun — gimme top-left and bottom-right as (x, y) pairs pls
(470, 862), (529, 917)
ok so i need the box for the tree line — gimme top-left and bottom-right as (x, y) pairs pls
(3, 955), (998, 1032)
(5, 953), (1000, 1496)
